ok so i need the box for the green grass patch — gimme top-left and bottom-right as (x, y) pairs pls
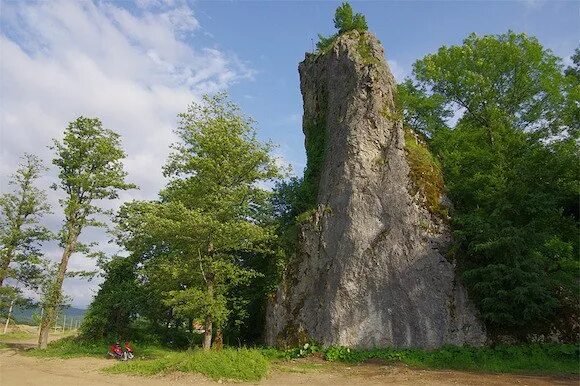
(26, 336), (168, 359)
(0, 331), (38, 341)
(324, 344), (580, 374)
(259, 346), (288, 360)
(105, 348), (269, 382)
(0, 330), (76, 342)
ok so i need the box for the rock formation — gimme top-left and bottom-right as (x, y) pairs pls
(266, 30), (486, 349)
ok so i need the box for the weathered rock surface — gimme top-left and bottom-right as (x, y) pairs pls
(265, 31), (486, 348)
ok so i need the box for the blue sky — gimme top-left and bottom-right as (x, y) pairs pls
(196, 0), (579, 172)
(0, 0), (578, 308)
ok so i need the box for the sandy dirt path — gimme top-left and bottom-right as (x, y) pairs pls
(1, 348), (578, 386)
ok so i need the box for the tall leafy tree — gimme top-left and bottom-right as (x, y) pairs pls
(38, 117), (135, 349)
(404, 32), (579, 339)
(0, 154), (51, 289)
(118, 94), (281, 350)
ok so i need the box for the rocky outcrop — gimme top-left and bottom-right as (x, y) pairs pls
(265, 30), (486, 348)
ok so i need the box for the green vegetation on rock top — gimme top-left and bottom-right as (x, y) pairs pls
(315, 2), (369, 54)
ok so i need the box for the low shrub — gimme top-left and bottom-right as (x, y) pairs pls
(283, 342), (322, 359)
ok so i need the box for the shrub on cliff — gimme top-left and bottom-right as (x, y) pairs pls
(316, 2), (368, 53)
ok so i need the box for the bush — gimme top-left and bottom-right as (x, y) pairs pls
(283, 342), (321, 359)
(316, 2), (368, 54)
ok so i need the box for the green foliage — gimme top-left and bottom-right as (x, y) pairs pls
(404, 31), (579, 338)
(0, 154), (51, 291)
(51, 117), (136, 228)
(356, 34), (378, 65)
(105, 348), (269, 381)
(432, 118), (578, 337)
(315, 34), (338, 54)
(396, 80), (452, 136)
(40, 116), (135, 348)
(283, 341), (321, 359)
(27, 336), (167, 359)
(80, 256), (141, 340)
(324, 344), (580, 374)
(316, 2), (368, 54)
(404, 128), (445, 217)
(333, 2), (368, 34)
(105, 94), (282, 348)
(564, 47), (579, 80)
(413, 31), (572, 139)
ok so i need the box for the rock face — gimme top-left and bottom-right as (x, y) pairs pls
(265, 31), (486, 349)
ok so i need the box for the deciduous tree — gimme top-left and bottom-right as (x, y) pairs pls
(0, 154), (51, 289)
(38, 117), (135, 349)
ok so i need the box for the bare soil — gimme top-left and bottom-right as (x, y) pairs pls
(1, 348), (578, 386)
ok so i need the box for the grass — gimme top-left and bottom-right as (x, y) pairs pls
(105, 348), (269, 381)
(26, 336), (168, 359)
(19, 335), (580, 379)
(0, 331), (38, 341)
(24, 336), (270, 381)
(0, 329), (77, 343)
(324, 344), (580, 375)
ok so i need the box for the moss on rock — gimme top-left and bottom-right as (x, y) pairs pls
(404, 127), (446, 217)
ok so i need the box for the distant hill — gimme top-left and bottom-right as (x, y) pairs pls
(11, 306), (86, 325)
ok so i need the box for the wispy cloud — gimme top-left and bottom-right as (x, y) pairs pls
(0, 0), (253, 307)
(387, 59), (409, 82)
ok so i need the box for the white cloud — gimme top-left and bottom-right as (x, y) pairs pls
(387, 59), (409, 83)
(0, 0), (253, 308)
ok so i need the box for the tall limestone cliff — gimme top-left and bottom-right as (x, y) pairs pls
(266, 30), (486, 348)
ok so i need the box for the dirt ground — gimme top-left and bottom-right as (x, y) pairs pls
(1, 347), (578, 386)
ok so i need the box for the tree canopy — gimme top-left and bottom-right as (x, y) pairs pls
(39, 117), (135, 349)
(400, 32), (579, 339)
(0, 154), (51, 312)
(83, 94), (282, 348)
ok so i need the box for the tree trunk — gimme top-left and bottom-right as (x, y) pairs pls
(203, 315), (213, 350)
(38, 231), (78, 349)
(202, 274), (214, 350)
(3, 299), (15, 334)
(213, 328), (223, 350)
